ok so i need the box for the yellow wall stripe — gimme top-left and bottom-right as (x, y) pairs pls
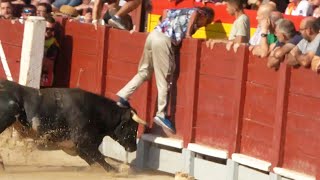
(147, 14), (257, 40)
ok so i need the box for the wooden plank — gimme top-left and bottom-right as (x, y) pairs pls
(240, 136), (272, 162)
(271, 63), (290, 168)
(193, 127), (230, 150)
(105, 59), (139, 79)
(198, 75), (235, 98)
(282, 149), (317, 176)
(243, 82), (277, 125)
(247, 55), (278, 88)
(241, 119), (274, 143)
(195, 110), (232, 130)
(289, 68), (320, 98)
(199, 43), (238, 79)
(286, 112), (320, 137)
(284, 130), (320, 158)
(287, 94), (320, 118)
(228, 45), (248, 157)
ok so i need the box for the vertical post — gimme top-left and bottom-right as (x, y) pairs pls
(182, 148), (195, 176)
(19, 16), (46, 88)
(226, 159), (239, 180)
(183, 39), (202, 147)
(228, 46), (249, 156)
(271, 63), (290, 168)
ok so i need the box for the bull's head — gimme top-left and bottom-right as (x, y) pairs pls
(112, 109), (147, 152)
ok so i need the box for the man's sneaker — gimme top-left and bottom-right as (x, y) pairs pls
(108, 16), (126, 30)
(154, 116), (176, 134)
(117, 97), (131, 108)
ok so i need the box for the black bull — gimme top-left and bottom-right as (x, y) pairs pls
(0, 80), (147, 171)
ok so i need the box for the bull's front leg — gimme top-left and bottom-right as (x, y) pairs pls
(77, 143), (117, 172)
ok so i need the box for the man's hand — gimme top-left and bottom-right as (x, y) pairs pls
(92, 19), (98, 30)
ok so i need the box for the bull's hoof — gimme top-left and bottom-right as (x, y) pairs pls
(0, 161), (5, 172)
(174, 172), (195, 180)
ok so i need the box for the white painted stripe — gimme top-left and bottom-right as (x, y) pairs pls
(0, 41), (13, 81)
(274, 167), (316, 180)
(187, 143), (228, 159)
(141, 134), (183, 149)
(232, 153), (271, 172)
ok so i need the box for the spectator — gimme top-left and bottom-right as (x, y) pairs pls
(92, 0), (141, 30)
(74, 0), (93, 12)
(249, 3), (276, 46)
(251, 10), (283, 58)
(285, 0), (313, 16)
(206, 0), (250, 51)
(54, 5), (79, 18)
(20, 4), (36, 22)
(311, 47), (320, 72)
(247, 0), (263, 10)
(267, 19), (302, 69)
(116, 7), (214, 134)
(310, 0), (320, 17)
(41, 16), (60, 87)
(287, 17), (320, 67)
(36, 2), (52, 18)
(52, 0), (82, 12)
(0, 0), (13, 19)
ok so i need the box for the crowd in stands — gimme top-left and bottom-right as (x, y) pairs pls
(201, 0), (320, 73)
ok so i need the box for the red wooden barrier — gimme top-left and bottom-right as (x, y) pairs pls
(0, 20), (23, 82)
(281, 67), (320, 177)
(64, 21), (106, 94)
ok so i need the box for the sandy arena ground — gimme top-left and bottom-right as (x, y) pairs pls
(0, 128), (174, 180)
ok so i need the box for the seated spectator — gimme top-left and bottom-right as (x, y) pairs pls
(36, 2), (52, 18)
(249, 3), (276, 46)
(92, 0), (141, 30)
(206, 0), (250, 51)
(54, 4), (79, 18)
(287, 17), (320, 67)
(285, 0), (313, 16)
(251, 10), (283, 58)
(267, 19), (302, 69)
(52, 0), (82, 12)
(311, 49), (320, 73)
(19, 4), (36, 22)
(310, 0), (320, 17)
(0, 0), (14, 19)
(41, 16), (60, 87)
(74, 0), (93, 12)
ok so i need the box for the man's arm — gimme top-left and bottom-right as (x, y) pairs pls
(234, 36), (247, 44)
(251, 18), (270, 58)
(92, 0), (103, 29)
(186, 11), (198, 38)
(273, 43), (295, 59)
(286, 46), (301, 66)
(296, 51), (315, 67)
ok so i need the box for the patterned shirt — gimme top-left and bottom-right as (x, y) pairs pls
(155, 8), (196, 45)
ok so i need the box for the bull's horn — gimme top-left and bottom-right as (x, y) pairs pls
(131, 110), (147, 125)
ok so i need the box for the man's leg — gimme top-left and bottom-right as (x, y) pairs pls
(108, 0), (141, 30)
(151, 31), (176, 133)
(116, 32), (155, 106)
(114, 0), (141, 17)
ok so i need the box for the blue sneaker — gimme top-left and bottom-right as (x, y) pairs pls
(116, 97), (131, 108)
(154, 116), (176, 134)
